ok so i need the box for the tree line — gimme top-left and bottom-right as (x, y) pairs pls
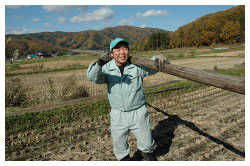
(133, 5), (245, 51)
(5, 6), (244, 58)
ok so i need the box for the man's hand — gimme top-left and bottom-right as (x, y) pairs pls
(154, 54), (169, 71)
(97, 53), (113, 66)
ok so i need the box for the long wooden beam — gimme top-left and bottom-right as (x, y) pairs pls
(130, 56), (245, 94)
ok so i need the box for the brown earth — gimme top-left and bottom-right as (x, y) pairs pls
(5, 86), (245, 161)
(5, 51), (245, 161)
(198, 50), (245, 57)
(5, 54), (245, 107)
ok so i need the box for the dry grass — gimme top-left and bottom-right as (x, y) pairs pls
(27, 59), (93, 70)
(5, 77), (29, 107)
(5, 52), (245, 108)
(5, 49), (245, 161)
(5, 73), (89, 107)
(6, 59), (95, 74)
(5, 87), (245, 161)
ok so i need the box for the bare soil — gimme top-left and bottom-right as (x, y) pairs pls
(5, 51), (245, 161)
(5, 86), (245, 161)
(198, 50), (244, 57)
(5, 53), (245, 106)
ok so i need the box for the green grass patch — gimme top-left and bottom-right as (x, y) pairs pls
(145, 80), (204, 94)
(5, 64), (21, 71)
(215, 62), (245, 77)
(145, 80), (206, 103)
(5, 100), (110, 136)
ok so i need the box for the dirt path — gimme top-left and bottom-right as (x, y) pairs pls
(198, 50), (244, 57)
(5, 87), (245, 161)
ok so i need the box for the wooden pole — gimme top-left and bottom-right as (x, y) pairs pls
(130, 56), (245, 95)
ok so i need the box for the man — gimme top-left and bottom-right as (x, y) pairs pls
(87, 38), (167, 161)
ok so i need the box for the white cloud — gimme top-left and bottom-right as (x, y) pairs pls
(45, 23), (53, 27)
(57, 17), (67, 24)
(6, 5), (30, 9)
(141, 24), (147, 28)
(7, 27), (40, 34)
(42, 5), (87, 13)
(118, 17), (134, 26)
(70, 7), (113, 23)
(32, 18), (40, 22)
(136, 9), (168, 18)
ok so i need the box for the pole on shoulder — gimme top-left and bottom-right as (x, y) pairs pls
(129, 56), (245, 95)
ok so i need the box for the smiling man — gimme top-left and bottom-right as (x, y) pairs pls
(87, 38), (167, 161)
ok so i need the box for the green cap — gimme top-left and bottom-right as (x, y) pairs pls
(110, 38), (129, 52)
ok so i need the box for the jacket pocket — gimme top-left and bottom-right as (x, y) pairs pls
(110, 109), (122, 126)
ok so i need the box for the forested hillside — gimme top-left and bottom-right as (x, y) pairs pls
(5, 6), (244, 58)
(135, 5), (245, 51)
(5, 26), (164, 59)
(170, 5), (244, 48)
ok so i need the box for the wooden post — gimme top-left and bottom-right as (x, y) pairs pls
(130, 56), (245, 95)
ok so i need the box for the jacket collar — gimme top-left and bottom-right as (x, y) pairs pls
(109, 59), (119, 71)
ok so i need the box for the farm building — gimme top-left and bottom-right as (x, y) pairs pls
(27, 54), (39, 59)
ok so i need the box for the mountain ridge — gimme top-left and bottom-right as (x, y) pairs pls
(5, 6), (244, 58)
(5, 26), (167, 58)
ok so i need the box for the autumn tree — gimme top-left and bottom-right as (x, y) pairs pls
(135, 37), (149, 51)
(176, 27), (184, 48)
(220, 21), (241, 44)
(168, 6), (244, 48)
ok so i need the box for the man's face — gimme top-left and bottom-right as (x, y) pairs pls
(111, 43), (129, 66)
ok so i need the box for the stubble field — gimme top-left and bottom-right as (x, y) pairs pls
(5, 48), (245, 161)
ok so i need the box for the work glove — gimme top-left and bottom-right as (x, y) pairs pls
(97, 53), (113, 66)
(154, 54), (169, 71)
